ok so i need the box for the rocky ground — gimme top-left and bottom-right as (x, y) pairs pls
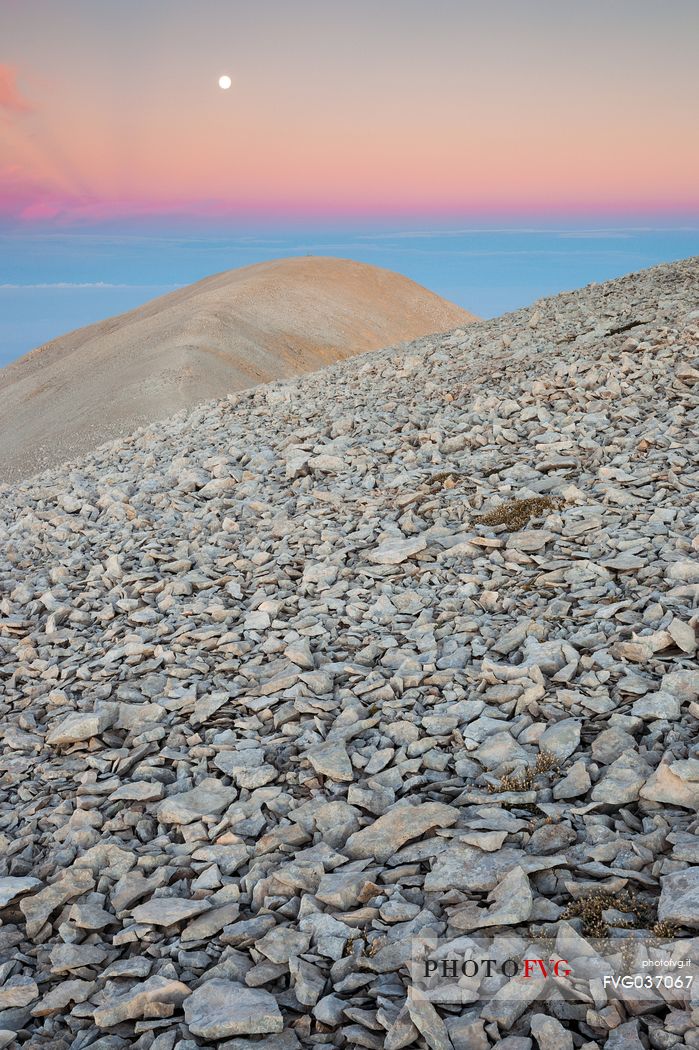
(0, 257), (698, 1049)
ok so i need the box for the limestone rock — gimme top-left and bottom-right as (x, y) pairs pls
(658, 868), (699, 928)
(640, 763), (699, 811)
(93, 975), (190, 1028)
(344, 802), (458, 862)
(591, 752), (648, 805)
(131, 898), (212, 927)
(366, 536), (427, 565)
(530, 1014), (574, 1050)
(449, 865), (533, 930)
(46, 708), (115, 746)
(184, 979), (283, 1038)
(157, 778), (236, 825)
(0, 876), (42, 907)
(0, 976), (39, 1009)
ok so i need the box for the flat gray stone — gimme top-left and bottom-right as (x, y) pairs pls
(344, 802), (458, 862)
(46, 708), (115, 746)
(366, 536), (426, 565)
(131, 897), (211, 926)
(157, 778), (237, 825)
(20, 869), (94, 938)
(591, 753), (648, 805)
(109, 780), (165, 802)
(406, 991), (452, 1050)
(31, 979), (94, 1017)
(640, 763), (699, 811)
(538, 718), (581, 762)
(631, 691), (681, 721)
(181, 902), (240, 942)
(184, 979), (283, 1038)
(425, 844), (566, 893)
(93, 975), (190, 1028)
(530, 1013), (573, 1050)
(0, 976), (39, 1009)
(449, 865), (533, 930)
(658, 867), (699, 928)
(306, 741), (353, 782)
(0, 876), (42, 908)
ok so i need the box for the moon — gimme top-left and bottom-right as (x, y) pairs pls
(218, 75), (232, 90)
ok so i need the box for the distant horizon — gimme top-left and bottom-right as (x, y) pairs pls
(1, 219), (697, 367)
(2, 0), (699, 364)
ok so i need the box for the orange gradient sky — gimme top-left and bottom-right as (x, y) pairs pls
(1, 0), (699, 225)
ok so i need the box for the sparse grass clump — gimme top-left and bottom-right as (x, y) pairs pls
(561, 890), (655, 938)
(476, 496), (564, 532)
(343, 934), (386, 958)
(487, 750), (560, 793)
(428, 470), (464, 487)
(651, 920), (678, 940)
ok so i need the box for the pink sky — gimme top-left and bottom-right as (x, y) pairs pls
(2, 0), (698, 226)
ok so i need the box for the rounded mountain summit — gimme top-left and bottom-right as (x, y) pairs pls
(0, 257), (475, 482)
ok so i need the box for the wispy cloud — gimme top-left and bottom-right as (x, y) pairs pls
(284, 243), (640, 259)
(0, 65), (32, 113)
(356, 226), (699, 241)
(0, 281), (180, 290)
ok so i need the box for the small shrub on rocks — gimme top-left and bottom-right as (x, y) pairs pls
(476, 496), (564, 531)
(487, 751), (560, 793)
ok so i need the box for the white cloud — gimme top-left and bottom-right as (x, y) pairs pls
(0, 281), (180, 289)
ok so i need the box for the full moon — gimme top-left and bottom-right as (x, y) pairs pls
(218, 75), (232, 90)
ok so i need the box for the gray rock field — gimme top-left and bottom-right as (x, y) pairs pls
(0, 257), (698, 1047)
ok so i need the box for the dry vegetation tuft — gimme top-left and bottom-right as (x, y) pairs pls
(476, 496), (564, 531)
(561, 890), (659, 938)
(487, 750), (560, 793)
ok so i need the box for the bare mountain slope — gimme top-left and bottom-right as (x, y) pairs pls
(0, 255), (474, 481)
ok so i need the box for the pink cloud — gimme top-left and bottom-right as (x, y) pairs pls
(19, 201), (62, 221)
(0, 64), (32, 113)
(0, 164), (67, 221)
